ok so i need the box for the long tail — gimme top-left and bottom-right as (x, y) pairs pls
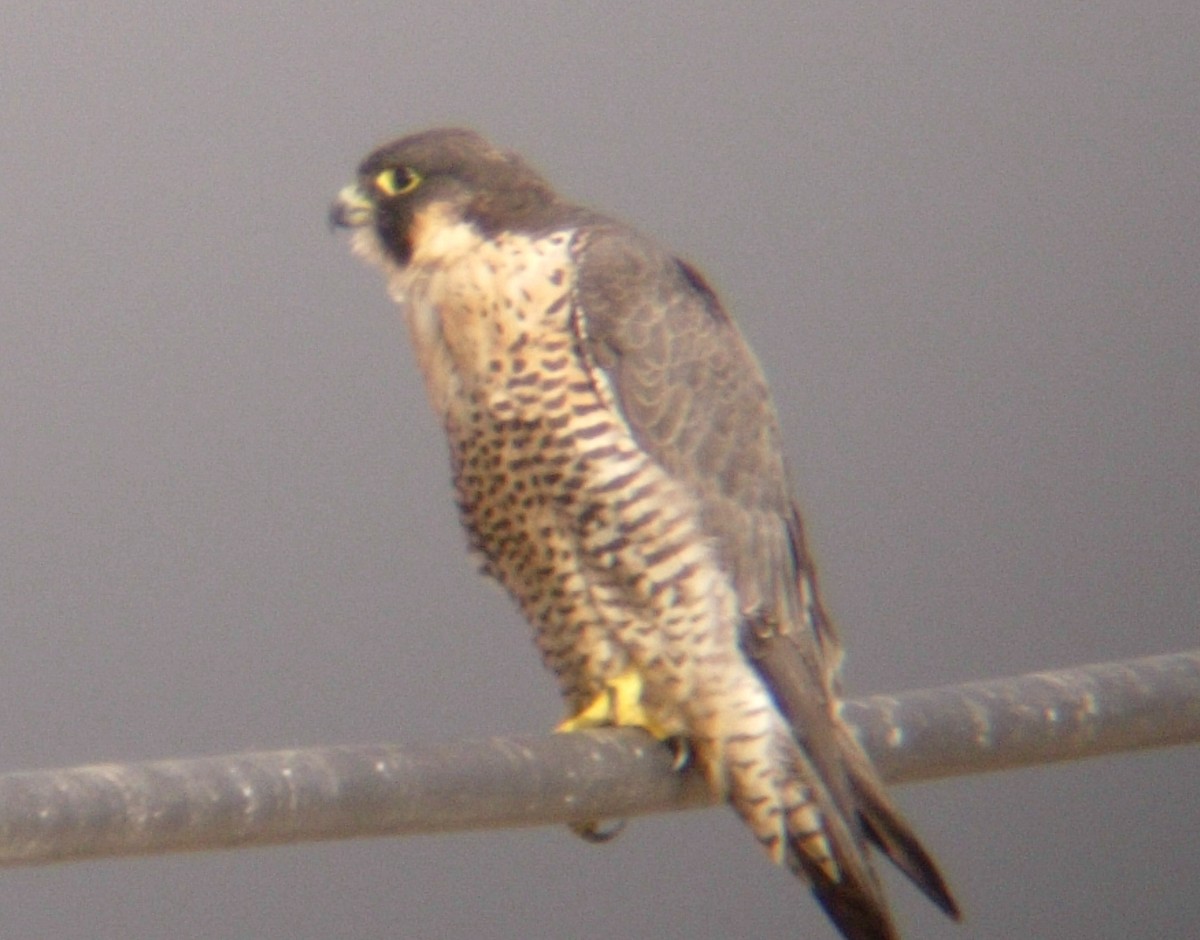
(739, 625), (960, 938)
(724, 715), (958, 940)
(783, 733), (903, 940)
(722, 717), (902, 940)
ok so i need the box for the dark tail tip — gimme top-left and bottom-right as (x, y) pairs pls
(847, 758), (961, 920)
(807, 868), (901, 940)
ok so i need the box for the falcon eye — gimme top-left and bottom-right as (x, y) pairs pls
(374, 166), (422, 198)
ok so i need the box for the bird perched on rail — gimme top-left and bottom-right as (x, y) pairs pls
(330, 127), (959, 940)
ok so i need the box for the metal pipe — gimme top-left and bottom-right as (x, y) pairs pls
(0, 649), (1195, 867)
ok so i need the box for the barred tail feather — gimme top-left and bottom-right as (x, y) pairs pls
(778, 736), (903, 940)
(722, 722), (903, 940)
(740, 624), (959, 938)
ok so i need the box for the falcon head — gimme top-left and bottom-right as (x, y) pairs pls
(330, 128), (572, 269)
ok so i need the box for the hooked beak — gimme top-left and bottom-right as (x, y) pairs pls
(329, 184), (374, 230)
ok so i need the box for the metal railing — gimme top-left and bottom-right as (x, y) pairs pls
(0, 648), (1196, 867)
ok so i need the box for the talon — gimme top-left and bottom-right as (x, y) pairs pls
(570, 818), (626, 843)
(668, 735), (691, 772)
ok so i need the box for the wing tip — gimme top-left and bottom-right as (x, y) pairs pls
(843, 742), (962, 921)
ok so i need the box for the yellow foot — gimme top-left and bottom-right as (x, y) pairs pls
(554, 667), (674, 741)
(555, 668), (685, 846)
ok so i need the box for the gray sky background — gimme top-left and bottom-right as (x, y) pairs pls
(2, 4), (1197, 938)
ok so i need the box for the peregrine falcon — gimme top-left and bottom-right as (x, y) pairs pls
(331, 128), (959, 940)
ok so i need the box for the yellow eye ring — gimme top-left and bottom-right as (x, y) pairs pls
(374, 167), (422, 198)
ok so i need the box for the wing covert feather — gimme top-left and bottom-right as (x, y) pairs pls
(569, 225), (960, 923)
(570, 225), (809, 638)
